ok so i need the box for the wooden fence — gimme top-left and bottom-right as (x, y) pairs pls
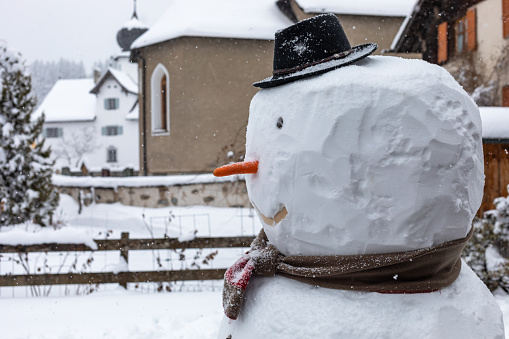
(0, 233), (255, 288)
(481, 143), (509, 216)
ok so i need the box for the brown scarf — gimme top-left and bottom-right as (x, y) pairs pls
(223, 227), (473, 320)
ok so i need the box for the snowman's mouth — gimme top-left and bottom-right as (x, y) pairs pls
(254, 204), (288, 226)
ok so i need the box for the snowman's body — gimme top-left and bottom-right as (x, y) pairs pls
(217, 56), (504, 338)
(218, 264), (502, 339)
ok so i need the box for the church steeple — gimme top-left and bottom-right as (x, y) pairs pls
(132, 0), (138, 19)
(116, 0), (148, 52)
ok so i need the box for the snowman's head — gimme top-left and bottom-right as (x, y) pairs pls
(215, 56), (484, 256)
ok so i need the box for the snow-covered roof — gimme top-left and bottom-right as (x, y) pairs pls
(480, 107), (509, 140)
(112, 51), (131, 60)
(131, 0), (292, 49)
(126, 100), (139, 120)
(131, 0), (416, 50)
(297, 0), (418, 17)
(90, 67), (138, 95)
(121, 16), (148, 30)
(389, 0), (426, 52)
(33, 79), (96, 122)
(390, 12), (414, 50)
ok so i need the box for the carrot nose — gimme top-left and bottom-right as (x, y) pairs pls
(213, 161), (259, 177)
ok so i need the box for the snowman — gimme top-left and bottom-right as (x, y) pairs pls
(214, 14), (504, 339)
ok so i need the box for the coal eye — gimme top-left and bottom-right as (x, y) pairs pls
(276, 117), (283, 129)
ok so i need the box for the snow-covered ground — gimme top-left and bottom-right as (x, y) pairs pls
(1, 195), (509, 338)
(3, 289), (223, 339)
(0, 194), (261, 338)
(1, 286), (508, 339)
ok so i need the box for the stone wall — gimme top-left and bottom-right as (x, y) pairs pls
(57, 180), (250, 208)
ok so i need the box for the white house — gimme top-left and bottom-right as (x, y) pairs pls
(33, 6), (146, 175)
(34, 68), (140, 174)
(33, 78), (95, 170)
(89, 67), (139, 171)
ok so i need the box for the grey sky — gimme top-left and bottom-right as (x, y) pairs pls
(0, 0), (168, 71)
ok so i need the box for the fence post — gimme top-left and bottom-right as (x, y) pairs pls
(119, 232), (129, 289)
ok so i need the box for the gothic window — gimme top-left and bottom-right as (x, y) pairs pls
(160, 75), (167, 132)
(151, 64), (170, 134)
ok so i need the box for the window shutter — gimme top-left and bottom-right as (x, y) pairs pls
(503, 86), (509, 107)
(118, 125), (123, 135)
(437, 21), (448, 64)
(104, 99), (108, 110)
(115, 98), (119, 109)
(58, 128), (63, 137)
(101, 127), (106, 136)
(504, 0), (509, 38)
(466, 8), (477, 51)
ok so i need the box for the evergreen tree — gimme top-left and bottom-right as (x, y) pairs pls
(0, 41), (59, 226)
(30, 58), (87, 106)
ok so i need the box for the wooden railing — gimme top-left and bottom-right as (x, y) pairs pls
(0, 232), (255, 288)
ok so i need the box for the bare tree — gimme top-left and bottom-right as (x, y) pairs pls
(53, 126), (100, 167)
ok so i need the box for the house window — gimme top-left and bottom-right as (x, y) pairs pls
(107, 147), (117, 163)
(104, 98), (119, 110)
(101, 125), (123, 136)
(437, 8), (476, 64)
(150, 64), (170, 134)
(160, 75), (168, 131)
(437, 21), (448, 64)
(44, 127), (63, 138)
(455, 17), (467, 55)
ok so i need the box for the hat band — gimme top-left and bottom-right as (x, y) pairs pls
(272, 49), (354, 78)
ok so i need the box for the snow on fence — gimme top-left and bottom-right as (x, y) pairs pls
(0, 233), (255, 290)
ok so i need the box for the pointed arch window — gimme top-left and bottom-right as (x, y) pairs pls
(151, 64), (170, 135)
(160, 74), (167, 130)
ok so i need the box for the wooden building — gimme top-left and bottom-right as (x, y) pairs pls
(392, 0), (509, 106)
(480, 107), (509, 214)
(392, 0), (509, 213)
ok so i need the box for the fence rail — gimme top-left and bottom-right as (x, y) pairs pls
(0, 232), (255, 289)
(0, 234), (256, 253)
(0, 269), (226, 287)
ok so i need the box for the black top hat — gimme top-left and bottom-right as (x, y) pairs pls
(254, 13), (377, 88)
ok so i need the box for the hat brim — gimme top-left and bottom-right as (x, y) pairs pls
(253, 43), (377, 88)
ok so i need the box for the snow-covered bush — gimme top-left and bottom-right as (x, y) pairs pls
(463, 193), (509, 292)
(0, 41), (59, 226)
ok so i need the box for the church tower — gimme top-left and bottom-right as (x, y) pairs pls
(116, 0), (149, 52)
(113, 0), (148, 79)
